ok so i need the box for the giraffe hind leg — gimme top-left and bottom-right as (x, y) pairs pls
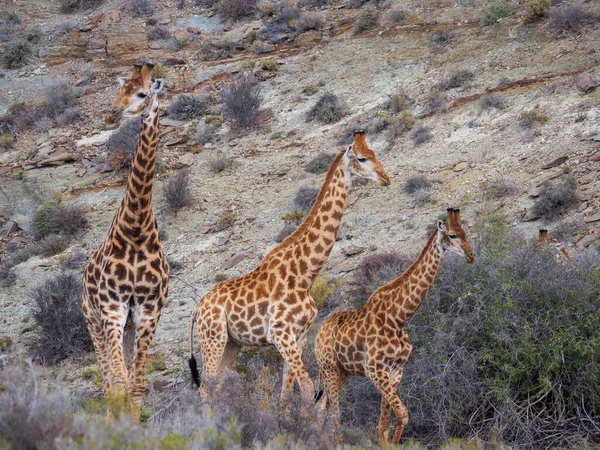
(197, 308), (228, 401)
(82, 294), (113, 396)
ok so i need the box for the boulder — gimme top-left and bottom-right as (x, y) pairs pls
(453, 161), (468, 172)
(294, 30), (321, 47)
(574, 71), (598, 94)
(111, 12), (121, 23)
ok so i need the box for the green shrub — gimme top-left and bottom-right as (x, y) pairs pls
(165, 95), (206, 120)
(438, 69), (475, 91)
(311, 274), (343, 308)
(305, 152), (335, 174)
(548, 4), (596, 38)
(3, 40), (31, 69)
(481, 2), (512, 26)
(218, 0), (258, 21)
(352, 7), (379, 35)
(32, 202), (87, 239)
(531, 175), (579, 220)
(523, 0), (550, 23)
(306, 93), (345, 124)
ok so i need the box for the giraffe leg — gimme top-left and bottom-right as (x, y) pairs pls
(370, 371), (408, 445)
(103, 303), (129, 418)
(281, 331), (308, 399)
(270, 327), (314, 404)
(219, 340), (242, 370)
(197, 309), (228, 401)
(127, 306), (162, 423)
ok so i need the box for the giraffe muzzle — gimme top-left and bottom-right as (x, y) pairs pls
(106, 108), (123, 125)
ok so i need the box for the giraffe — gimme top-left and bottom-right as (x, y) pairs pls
(314, 208), (475, 445)
(535, 229), (571, 261)
(188, 131), (391, 404)
(82, 63), (169, 421)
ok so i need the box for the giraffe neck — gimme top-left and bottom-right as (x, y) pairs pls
(365, 228), (443, 326)
(273, 149), (349, 287)
(113, 97), (160, 242)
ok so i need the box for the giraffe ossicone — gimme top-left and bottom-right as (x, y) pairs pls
(188, 131), (390, 405)
(82, 62), (170, 422)
(314, 208), (475, 445)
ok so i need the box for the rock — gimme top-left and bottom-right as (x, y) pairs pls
(160, 118), (185, 127)
(105, 30), (149, 63)
(294, 30), (321, 47)
(336, 222), (348, 241)
(5, 221), (20, 235)
(155, 12), (172, 25)
(344, 245), (364, 256)
(11, 215), (32, 232)
(576, 233), (600, 249)
(579, 171), (597, 184)
(522, 209), (541, 222)
(76, 129), (115, 147)
(187, 26), (201, 34)
(178, 152), (196, 166)
(574, 71), (598, 94)
(173, 29), (191, 43)
(165, 136), (189, 146)
(80, 13), (104, 32)
(37, 153), (75, 166)
(224, 253), (246, 269)
(589, 150), (600, 162)
(541, 155), (568, 169)
(220, 20), (263, 49)
(584, 213), (600, 223)
(36, 134), (50, 146)
(111, 12), (121, 23)
(77, 168), (87, 177)
(99, 164), (113, 173)
(453, 161), (468, 172)
(589, 135), (600, 142)
(326, 254), (358, 275)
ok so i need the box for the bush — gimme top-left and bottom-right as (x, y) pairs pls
(223, 76), (262, 130)
(388, 7), (406, 23)
(438, 69), (475, 91)
(55, 20), (77, 36)
(3, 40), (31, 69)
(42, 81), (78, 119)
(523, 0), (550, 23)
(265, 4), (302, 42)
(198, 39), (234, 61)
(411, 125), (432, 145)
(106, 118), (140, 170)
(306, 93), (345, 124)
(404, 175), (432, 194)
(353, 7), (379, 36)
(481, 178), (518, 199)
(548, 4), (595, 38)
(61, 248), (87, 270)
(518, 104), (549, 133)
(147, 25), (171, 40)
(531, 175), (579, 220)
(218, 0), (258, 21)
(429, 30), (451, 53)
(30, 273), (92, 364)
(0, 261), (15, 287)
(382, 90), (412, 113)
(481, 2), (512, 26)
(297, 12), (324, 32)
(32, 202), (87, 239)
(165, 95), (206, 120)
(56, 107), (82, 127)
(210, 155), (234, 173)
(164, 170), (193, 213)
(127, 0), (155, 17)
(349, 252), (413, 307)
(37, 234), (70, 257)
(479, 94), (506, 110)
(386, 111), (415, 144)
(294, 187), (319, 212)
(59, 0), (104, 13)
(305, 153), (335, 174)
(311, 274), (344, 309)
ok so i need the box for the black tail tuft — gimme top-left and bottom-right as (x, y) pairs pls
(189, 355), (200, 387)
(314, 388), (324, 403)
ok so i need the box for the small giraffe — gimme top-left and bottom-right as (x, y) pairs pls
(536, 229), (571, 261)
(189, 131), (391, 404)
(315, 209), (475, 445)
(82, 63), (169, 421)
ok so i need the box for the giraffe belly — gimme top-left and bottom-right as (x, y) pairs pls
(226, 310), (269, 346)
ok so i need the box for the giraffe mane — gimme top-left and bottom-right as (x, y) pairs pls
(271, 148), (346, 251)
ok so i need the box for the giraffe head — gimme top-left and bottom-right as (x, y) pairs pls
(437, 208), (475, 264)
(343, 131), (391, 187)
(107, 63), (164, 124)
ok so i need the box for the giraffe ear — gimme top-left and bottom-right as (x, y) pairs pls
(345, 144), (355, 158)
(151, 78), (164, 94)
(117, 77), (128, 86)
(437, 220), (446, 232)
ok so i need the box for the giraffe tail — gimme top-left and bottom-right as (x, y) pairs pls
(188, 306), (200, 387)
(314, 372), (324, 404)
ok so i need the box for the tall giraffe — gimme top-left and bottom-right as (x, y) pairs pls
(315, 209), (475, 445)
(535, 229), (571, 261)
(82, 63), (169, 421)
(188, 131), (391, 403)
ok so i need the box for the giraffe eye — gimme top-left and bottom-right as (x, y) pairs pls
(137, 92), (148, 99)
(448, 234), (457, 239)
(357, 157), (367, 163)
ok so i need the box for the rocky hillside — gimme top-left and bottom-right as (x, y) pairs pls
(0, 0), (599, 445)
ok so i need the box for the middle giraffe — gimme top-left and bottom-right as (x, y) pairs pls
(189, 131), (391, 403)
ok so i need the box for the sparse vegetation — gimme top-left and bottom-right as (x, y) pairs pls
(388, 7), (406, 24)
(106, 118), (140, 170)
(57, 107), (82, 127)
(37, 235), (70, 257)
(210, 154), (234, 173)
(214, 210), (237, 232)
(0, 261), (16, 287)
(165, 95), (206, 120)
(265, 4), (301, 42)
(59, 0), (105, 13)
(297, 12), (324, 32)
(311, 274), (344, 308)
(30, 273), (92, 364)
(260, 59), (279, 71)
(438, 69), (475, 91)
(548, 4), (595, 38)
(404, 175), (432, 194)
(223, 76), (262, 130)
(294, 187), (319, 212)
(531, 175), (580, 220)
(481, 177), (519, 199)
(33, 202), (87, 239)
(198, 39), (234, 62)
(127, 0), (155, 17)
(411, 125), (432, 146)
(382, 90), (412, 114)
(429, 30), (451, 53)
(353, 7), (379, 36)
(218, 0), (258, 21)
(305, 153), (335, 174)
(164, 170), (193, 213)
(3, 40), (31, 69)
(61, 248), (87, 270)
(523, 0), (550, 23)
(306, 93), (345, 124)
(147, 26), (172, 41)
(281, 210), (305, 226)
(481, 2), (512, 26)
(386, 111), (415, 145)
(518, 104), (549, 134)
(479, 94), (506, 111)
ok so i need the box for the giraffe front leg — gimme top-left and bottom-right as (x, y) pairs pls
(369, 369), (408, 445)
(103, 305), (129, 419)
(82, 295), (113, 399)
